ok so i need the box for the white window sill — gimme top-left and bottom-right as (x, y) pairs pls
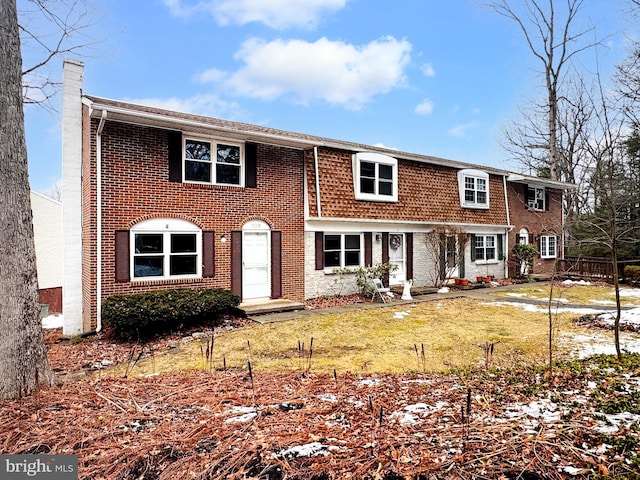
(461, 203), (489, 210)
(474, 260), (499, 265)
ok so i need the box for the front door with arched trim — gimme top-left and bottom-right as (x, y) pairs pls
(242, 220), (271, 300)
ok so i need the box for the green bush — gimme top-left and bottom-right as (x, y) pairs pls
(102, 288), (240, 340)
(624, 265), (640, 284)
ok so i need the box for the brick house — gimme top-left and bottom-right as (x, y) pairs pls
(61, 60), (572, 335)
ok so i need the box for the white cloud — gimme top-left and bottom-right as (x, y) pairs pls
(414, 98), (434, 115)
(448, 121), (478, 138)
(195, 68), (227, 83)
(421, 63), (435, 77)
(164, 0), (349, 30)
(125, 93), (244, 119)
(221, 36), (411, 109)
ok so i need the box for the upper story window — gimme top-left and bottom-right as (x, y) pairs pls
(184, 137), (243, 186)
(458, 169), (489, 209)
(131, 218), (201, 280)
(540, 235), (557, 258)
(527, 186), (546, 211)
(353, 152), (398, 202)
(324, 233), (362, 269)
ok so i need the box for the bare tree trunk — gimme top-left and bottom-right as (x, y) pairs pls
(0, 0), (54, 401)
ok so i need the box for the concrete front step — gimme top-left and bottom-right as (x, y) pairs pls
(239, 299), (305, 316)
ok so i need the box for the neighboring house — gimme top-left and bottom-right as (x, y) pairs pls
(31, 191), (63, 314)
(61, 60), (573, 335)
(506, 175), (567, 277)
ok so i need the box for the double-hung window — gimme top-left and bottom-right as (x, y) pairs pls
(540, 235), (557, 258)
(474, 235), (496, 261)
(323, 234), (362, 269)
(527, 186), (545, 210)
(184, 137), (243, 186)
(458, 169), (489, 208)
(131, 218), (201, 280)
(353, 152), (398, 202)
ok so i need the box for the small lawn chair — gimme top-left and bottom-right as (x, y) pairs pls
(371, 278), (391, 303)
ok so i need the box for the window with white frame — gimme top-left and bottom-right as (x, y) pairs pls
(323, 234), (362, 269)
(474, 235), (496, 261)
(353, 152), (398, 202)
(540, 235), (557, 258)
(458, 169), (489, 208)
(527, 186), (545, 210)
(184, 137), (243, 186)
(131, 218), (201, 280)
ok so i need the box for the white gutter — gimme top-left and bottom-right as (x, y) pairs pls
(503, 175), (511, 279)
(95, 109), (107, 332)
(314, 146), (322, 218)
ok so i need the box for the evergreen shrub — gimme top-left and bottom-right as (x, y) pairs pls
(102, 288), (240, 340)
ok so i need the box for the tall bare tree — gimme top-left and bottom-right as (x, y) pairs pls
(0, 0), (54, 401)
(489, 0), (598, 181)
(19, 0), (98, 110)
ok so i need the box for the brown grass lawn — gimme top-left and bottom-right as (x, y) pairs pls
(107, 297), (583, 377)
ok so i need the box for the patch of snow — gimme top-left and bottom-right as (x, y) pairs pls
(505, 292), (528, 297)
(562, 279), (592, 286)
(594, 412), (640, 433)
(589, 299), (617, 305)
(596, 307), (640, 327)
(317, 393), (338, 403)
(562, 332), (640, 359)
(484, 301), (598, 315)
(357, 378), (382, 387)
(277, 442), (331, 458)
(437, 287), (450, 294)
(223, 405), (258, 423)
(393, 310), (410, 319)
(42, 314), (64, 329)
(620, 288), (640, 298)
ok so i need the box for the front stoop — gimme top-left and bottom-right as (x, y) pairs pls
(240, 299), (305, 317)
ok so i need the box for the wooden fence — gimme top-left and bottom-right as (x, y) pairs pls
(556, 257), (640, 281)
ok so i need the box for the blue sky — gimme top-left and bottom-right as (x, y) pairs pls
(22, 0), (630, 194)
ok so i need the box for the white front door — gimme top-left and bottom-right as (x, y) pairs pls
(389, 233), (406, 285)
(242, 222), (271, 300)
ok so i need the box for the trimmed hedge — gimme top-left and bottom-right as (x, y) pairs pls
(102, 288), (240, 340)
(625, 266), (640, 285)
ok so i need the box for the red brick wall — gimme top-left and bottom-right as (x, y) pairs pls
(39, 287), (62, 315)
(305, 148), (508, 225)
(83, 118), (305, 330)
(507, 182), (564, 276)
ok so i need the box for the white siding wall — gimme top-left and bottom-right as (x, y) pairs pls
(31, 192), (63, 289)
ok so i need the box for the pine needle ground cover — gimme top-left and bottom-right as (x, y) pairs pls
(107, 297), (583, 377)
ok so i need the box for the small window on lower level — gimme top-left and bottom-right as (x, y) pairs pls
(131, 218), (201, 280)
(324, 234), (362, 269)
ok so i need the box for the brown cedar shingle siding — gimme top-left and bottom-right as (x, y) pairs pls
(305, 148), (508, 225)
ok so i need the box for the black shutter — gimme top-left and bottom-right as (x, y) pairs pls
(168, 130), (182, 182)
(470, 234), (477, 261)
(271, 231), (282, 298)
(245, 142), (257, 188)
(545, 190), (550, 211)
(315, 232), (324, 270)
(364, 232), (372, 267)
(382, 233), (389, 264)
(203, 231), (215, 278)
(406, 233), (413, 280)
(115, 230), (130, 282)
(231, 231), (242, 297)
(497, 234), (504, 260)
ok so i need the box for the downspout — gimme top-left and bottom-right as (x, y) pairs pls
(314, 146), (322, 218)
(96, 109), (107, 332)
(503, 175), (511, 279)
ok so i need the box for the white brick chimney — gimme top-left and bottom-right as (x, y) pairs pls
(61, 59), (84, 336)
